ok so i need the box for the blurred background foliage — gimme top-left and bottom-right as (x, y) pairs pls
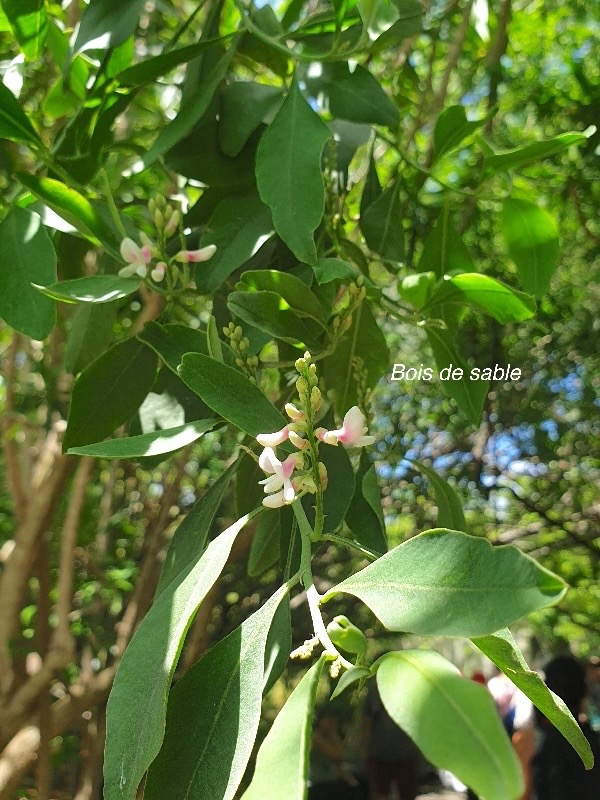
(0, 0), (598, 796)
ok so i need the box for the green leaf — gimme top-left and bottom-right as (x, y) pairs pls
(17, 173), (118, 251)
(220, 81), (283, 157)
(263, 593), (292, 694)
(432, 105), (490, 163)
(179, 353), (286, 437)
(376, 650), (523, 800)
(239, 269), (327, 323)
(136, 43), (239, 172)
(228, 290), (323, 348)
(398, 272), (436, 309)
(370, 0), (423, 54)
(138, 322), (238, 372)
(256, 77), (331, 265)
(242, 656), (326, 800)
(324, 300), (389, 415)
(64, 303), (116, 373)
(116, 36), (230, 85)
(0, 82), (41, 144)
(483, 130), (592, 173)
(67, 419), (216, 459)
(410, 460), (466, 532)
(426, 328), (487, 425)
(73, 0), (145, 53)
(425, 274), (536, 324)
(360, 183), (404, 261)
(306, 63), (399, 128)
(418, 205), (474, 278)
(0, 207), (56, 339)
(472, 629), (594, 769)
(206, 314), (224, 362)
(330, 665), (370, 699)
(346, 451), (387, 554)
(104, 509), (264, 800)
(156, 461), (239, 598)
(313, 257), (357, 284)
(248, 511), (281, 577)
(34, 275), (140, 304)
(194, 193), (274, 294)
(500, 197), (559, 298)
(144, 586), (289, 800)
(63, 338), (158, 449)
(1, 0), (48, 61)
(323, 528), (566, 637)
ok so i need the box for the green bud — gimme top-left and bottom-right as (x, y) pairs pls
(154, 209), (165, 229)
(326, 616), (367, 655)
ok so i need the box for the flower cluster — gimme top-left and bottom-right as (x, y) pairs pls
(118, 195), (216, 285)
(254, 352), (375, 508)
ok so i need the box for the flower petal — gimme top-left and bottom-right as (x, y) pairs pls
(120, 237), (141, 264)
(256, 427), (289, 448)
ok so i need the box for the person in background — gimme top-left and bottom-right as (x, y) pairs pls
(363, 680), (420, 800)
(532, 655), (600, 800)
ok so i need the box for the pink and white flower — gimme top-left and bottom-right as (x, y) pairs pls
(118, 233), (153, 278)
(151, 261), (167, 283)
(256, 427), (289, 448)
(175, 244), (217, 263)
(318, 406), (375, 448)
(258, 447), (301, 508)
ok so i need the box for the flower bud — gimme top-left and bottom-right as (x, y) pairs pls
(326, 616), (367, 655)
(285, 403), (306, 421)
(296, 377), (308, 396)
(310, 386), (322, 412)
(318, 461), (328, 489)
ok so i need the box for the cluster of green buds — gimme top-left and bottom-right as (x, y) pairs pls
(222, 323), (259, 383)
(331, 278), (367, 341)
(148, 194), (181, 241)
(352, 356), (372, 419)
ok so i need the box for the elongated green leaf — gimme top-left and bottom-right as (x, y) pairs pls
(138, 322), (238, 372)
(263, 593), (292, 694)
(248, 511), (281, 577)
(64, 338), (158, 449)
(240, 270), (327, 323)
(484, 130), (592, 173)
(135, 43), (238, 172)
(370, 0), (423, 53)
(194, 193), (274, 294)
(17, 173), (118, 251)
(256, 77), (331, 265)
(34, 275), (140, 304)
(179, 353), (286, 437)
(67, 419), (215, 459)
(377, 650), (523, 800)
(157, 461), (239, 597)
(360, 183), (404, 261)
(324, 300), (389, 415)
(398, 272), (436, 309)
(411, 460), (466, 532)
(207, 314), (224, 362)
(501, 197), (559, 298)
(426, 328), (487, 425)
(228, 291), (323, 348)
(346, 451), (387, 554)
(306, 62), (399, 128)
(323, 528), (566, 637)
(144, 587), (289, 800)
(64, 303), (116, 373)
(220, 81), (283, 157)
(432, 105), (490, 163)
(313, 258), (357, 284)
(1, 0), (48, 60)
(242, 656), (326, 800)
(73, 0), (144, 53)
(117, 36), (230, 85)
(0, 207), (56, 339)
(0, 82), (41, 144)
(472, 629), (593, 768)
(418, 205), (474, 278)
(425, 273), (536, 324)
(104, 509), (263, 800)
(331, 665), (370, 699)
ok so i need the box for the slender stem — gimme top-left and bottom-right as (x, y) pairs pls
(100, 170), (128, 238)
(306, 585), (353, 670)
(323, 533), (379, 561)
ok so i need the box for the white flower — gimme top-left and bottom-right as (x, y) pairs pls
(319, 406), (375, 447)
(256, 426), (289, 448)
(258, 447), (300, 508)
(150, 262), (167, 283)
(175, 244), (217, 263)
(119, 233), (153, 278)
